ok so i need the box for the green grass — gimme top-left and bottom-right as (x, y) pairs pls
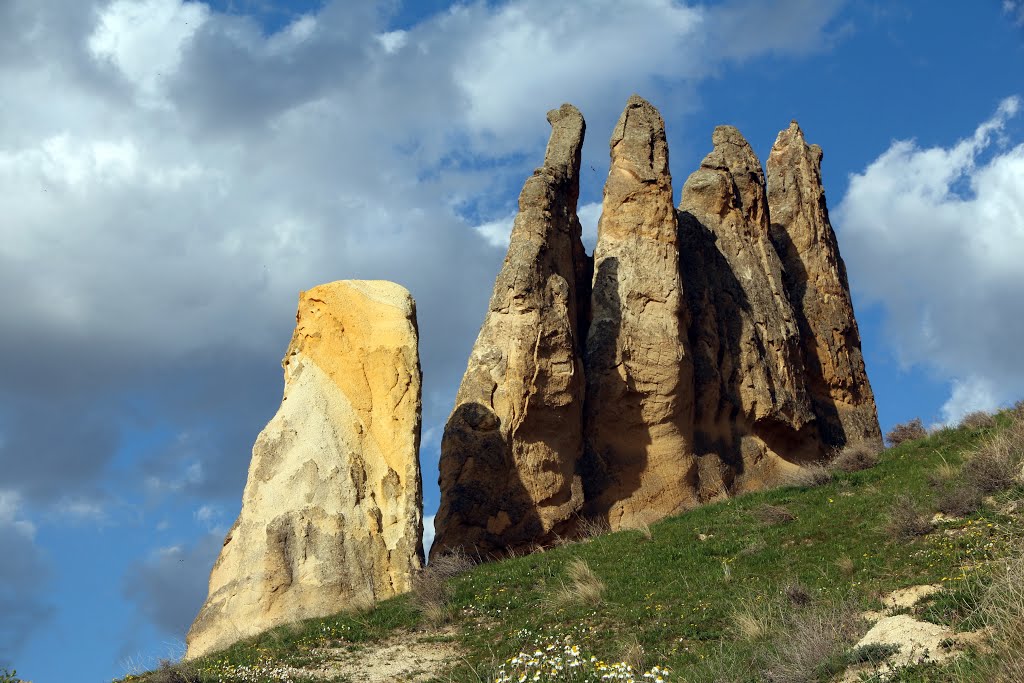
(119, 409), (1024, 683)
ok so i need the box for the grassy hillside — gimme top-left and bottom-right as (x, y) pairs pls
(121, 406), (1024, 683)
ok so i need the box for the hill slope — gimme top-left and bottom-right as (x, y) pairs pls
(123, 407), (1024, 683)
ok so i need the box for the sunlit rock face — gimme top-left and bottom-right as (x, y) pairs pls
(186, 281), (423, 660)
(766, 121), (883, 452)
(431, 104), (589, 560)
(583, 95), (696, 530)
(678, 124), (819, 496)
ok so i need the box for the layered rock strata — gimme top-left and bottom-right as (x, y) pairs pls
(678, 125), (819, 494)
(186, 281), (423, 659)
(583, 95), (695, 529)
(430, 105), (589, 560)
(766, 122), (882, 450)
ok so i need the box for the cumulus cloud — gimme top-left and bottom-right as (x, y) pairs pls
(837, 96), (1024, 422)
(0, 0), (850, 648)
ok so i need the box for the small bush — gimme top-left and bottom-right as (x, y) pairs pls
(754, 504), (796, 526)
(784, 581), (813, 607)
(960, 411), (997, 430)
(0, 670), (18, 683)
(412, 548), (474, 623)
(886, 418), (927, 447)
(886, 494), (932, 540)
(963, 430), (1023, 494)
(149, 660), (199, 683)
(829, 442), (881, 473)
(845, 642), (900, 666)
(935, 482), (983, 516)
(573, 516), (611, 541)
(760, 598), (865, 683)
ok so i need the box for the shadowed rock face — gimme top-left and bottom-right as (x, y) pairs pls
(430, 104), (589, 560)
(583, 95), (695, 529)
(186, 281), (423, 660)
(678, 125), (819, 494)
(766, 122), (882, 450)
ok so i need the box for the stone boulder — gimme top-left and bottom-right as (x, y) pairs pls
(186, 281), (423, 659)
(583, 95), (695, 529)
(430, 104), (589, 560)
(678, 125), (818, 494)
(766, 122), (883, 450)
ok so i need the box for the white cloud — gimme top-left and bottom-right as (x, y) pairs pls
(423, 514), (436, 557)
(0, 489), (51, 664)
(837, 96), (1024, 419)
(472, 212), (517, 249)
(578, 201), (602, 252)
(88, 0), (209, 99)
(0, 490), (36, 539)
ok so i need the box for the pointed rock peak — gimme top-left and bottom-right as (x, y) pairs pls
(770, 121), (822, 173)
(609, 94), (669, 181)
(542, 103), (585, 173)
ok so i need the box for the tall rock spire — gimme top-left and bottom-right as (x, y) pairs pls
(766, 121), (882, 449)
(430, 104), (589, 559)
(583, 95), (695, 528)
(187, 281), (423, 659)
(678, 125), (819, 494)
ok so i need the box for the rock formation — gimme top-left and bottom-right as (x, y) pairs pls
(678, 125), (819, 494)
(430, 104), (589, 560)
(766, 122), (882, 450)
(583, 95), (695, 529)
(186, 281), (423, 659)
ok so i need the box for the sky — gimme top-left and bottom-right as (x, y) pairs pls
(0, 1), (1022, 680)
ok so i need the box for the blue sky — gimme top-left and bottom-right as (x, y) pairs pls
(1, 1), (1022, 681)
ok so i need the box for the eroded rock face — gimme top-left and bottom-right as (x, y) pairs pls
(583, 95), (695, 529)
(678, 125), (818, 493)
(430, 105), (588, 559)
(186, 281), (423, 659)
(766, 122), (882, 450)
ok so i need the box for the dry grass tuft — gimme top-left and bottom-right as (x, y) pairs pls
(550, 558), (605, 609)
(927, 459), (960, 487)
(886, 418), (928, 447)
(412, 548), (474, 624)
(760, 599), (865, 683)
(829, 442), (881, 473)
(619, 634), (647, 674)
(960, 410), (997, 430)
(977, 542), (1024, 681)
(754, 503), (797, 526)
(573, 516), (611, 542)
(781, 464), (833, 489)
(962, 421), (1024, 494)
(886, 494), (933, 541)
(732, 599), (777, 641)
(835, 556), (855, 577)
(621, 519), (653, 540)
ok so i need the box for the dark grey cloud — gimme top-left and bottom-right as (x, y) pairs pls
(0, 496), (53, 667)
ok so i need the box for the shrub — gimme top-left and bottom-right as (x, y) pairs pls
(412, 548), (474, 623)
(829, 442), (881, 473)
(754, 503), (797, 526)
(886, 494), (932, 540)
(960, 410), (997, 430)
(962, 427), (1024, 494)
(886, 418), (927, 447)
(784, 581), (814, 607)
(935, 482), (983, 516)
(0, 670), (18, 683)
(573, 515), (610, 542)
(149, 660), (199, 683)
(759, 598), (865, 683)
